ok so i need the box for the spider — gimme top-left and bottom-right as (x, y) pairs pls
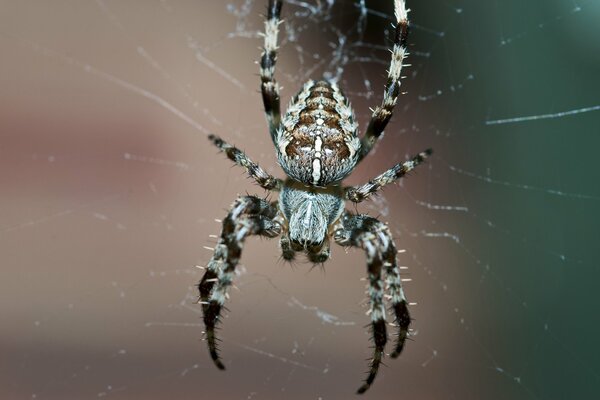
(197, 0), (431, 393)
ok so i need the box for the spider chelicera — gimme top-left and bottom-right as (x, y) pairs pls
(197, 0), (431, 393)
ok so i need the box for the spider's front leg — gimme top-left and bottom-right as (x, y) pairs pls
(198, 195), (281, 369)
(334, 213), (411, 394)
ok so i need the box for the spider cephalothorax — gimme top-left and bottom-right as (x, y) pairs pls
(198, 0), (431, 393)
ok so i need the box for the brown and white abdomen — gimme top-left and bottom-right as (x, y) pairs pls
(276, 80), (360, 186)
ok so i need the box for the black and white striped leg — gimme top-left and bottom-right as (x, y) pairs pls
(260, 0), (283, 142)
(381, 228), (411, 358)
(209, 134), (283, 191)
(358, 0), (410, 162)
(198, 196), (281, 369)
(345, 148), (431, 203)
(334, 213), (408, 394)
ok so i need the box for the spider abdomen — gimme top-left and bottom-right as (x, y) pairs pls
(276, 80), (360, 186)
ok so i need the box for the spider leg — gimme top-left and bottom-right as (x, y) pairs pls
(209, 134), (283, 191)
(198, 195), (281, 369)
(358, 0), (410, 162)
(334, 213), (409, 394)
(260, 0), (283, 142)
(345, 148), (431, 203)
(384, 247), (411, 358)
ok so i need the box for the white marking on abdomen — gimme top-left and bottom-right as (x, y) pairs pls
(312, 158), (321, 185)
(312, 136), (323, 185)
(314, 136), (323, 152)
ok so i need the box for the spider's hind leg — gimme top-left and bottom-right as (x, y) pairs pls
(260, 0), (283, 141)
(358, 0), (411, 162)
(198, 195), (281, 369)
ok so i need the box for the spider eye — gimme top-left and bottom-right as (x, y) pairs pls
(290, 238), (323, 252)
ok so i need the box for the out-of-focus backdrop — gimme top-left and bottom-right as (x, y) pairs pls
(1, 1), (599, 399)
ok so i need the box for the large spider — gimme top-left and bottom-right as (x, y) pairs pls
(198, 0), (431, 393)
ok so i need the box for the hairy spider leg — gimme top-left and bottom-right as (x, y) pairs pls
(198, 196), (281, 369)
(345, 148), (432, 203)
(209, 134), (283, 191)
(380, 227), (411, 358)
(358, 0), (411, 162)
(260, 0), (283, 142)
(334, 213), (410, 394)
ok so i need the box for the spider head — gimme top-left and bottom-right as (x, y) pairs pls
(276, 80), (360, 187)
(289, 236), (322, 252)
(279, 183), (344, 251)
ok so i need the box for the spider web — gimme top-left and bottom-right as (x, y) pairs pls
(1, 0), (599, 398)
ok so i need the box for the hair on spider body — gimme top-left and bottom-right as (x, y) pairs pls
(279, 179), (344, 250)
(276, 80), (360, 187)
(198, 0), (432, 394)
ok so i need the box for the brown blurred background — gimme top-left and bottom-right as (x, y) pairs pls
(1, 0), (599, 399)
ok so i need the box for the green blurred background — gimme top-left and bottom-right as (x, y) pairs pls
(1, 0), (599, 398)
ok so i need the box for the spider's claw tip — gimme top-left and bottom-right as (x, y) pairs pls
(209, 350), (226, 370)
(215, 360), (226, 370)
(356, 383), (370, 394)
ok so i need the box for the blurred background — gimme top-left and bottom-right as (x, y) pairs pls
(1, 0), (599, 399)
